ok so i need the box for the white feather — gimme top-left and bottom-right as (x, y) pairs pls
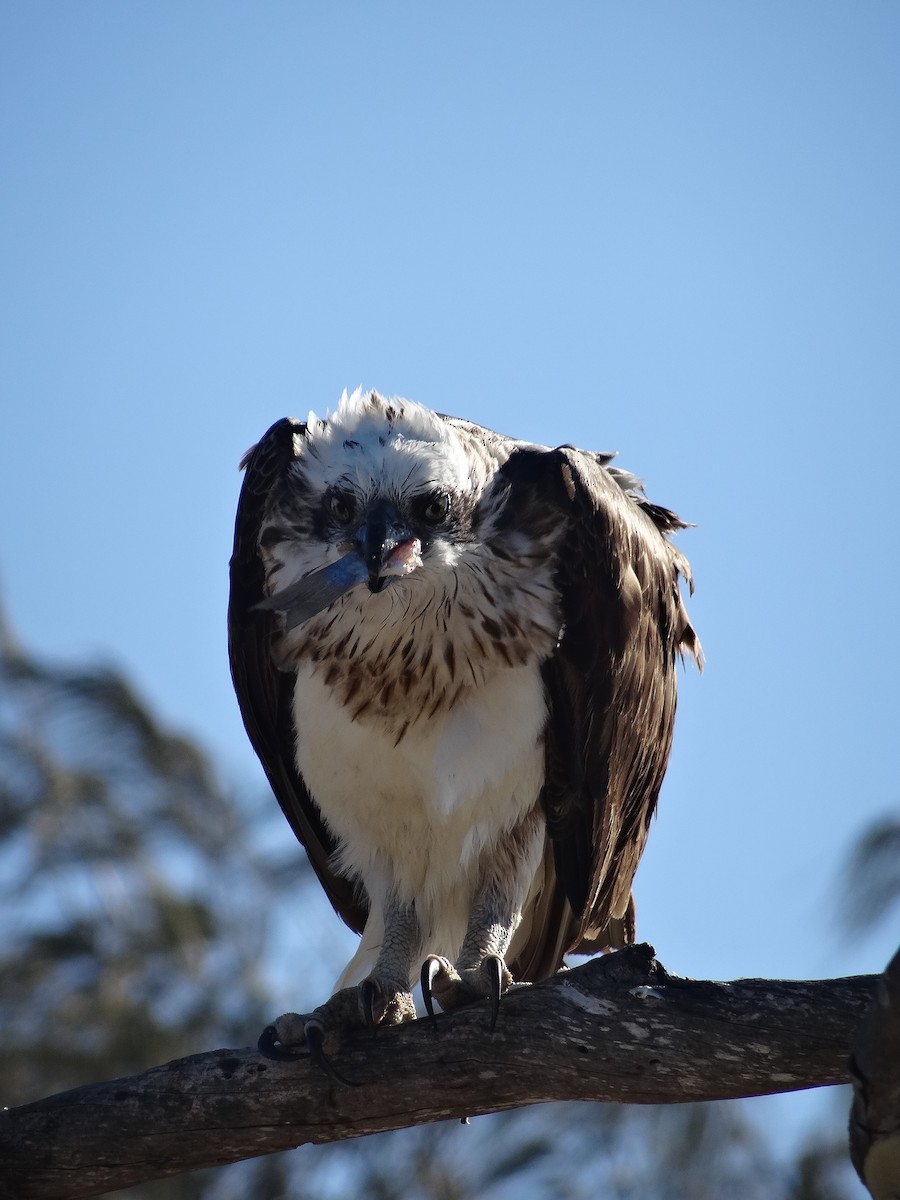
(292, 656), (548, 987)
(298, 389), (477, 514)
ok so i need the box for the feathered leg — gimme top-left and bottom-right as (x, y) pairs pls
(259, 893), (419, 1068)
(421, 808), (543, 1028)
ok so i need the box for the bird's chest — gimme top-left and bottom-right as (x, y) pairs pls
(281, 557), (562, 729)
(291, 653), (549, 891)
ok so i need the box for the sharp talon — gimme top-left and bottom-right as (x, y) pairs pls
(305, 1021), (360, 1088)
(360, 978), (379, 1030)
(421, 956), (441, 1027)
(258, 1023), (304, 1061)
(486, 955), (503, 1033)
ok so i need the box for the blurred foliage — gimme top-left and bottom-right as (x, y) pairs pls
(0, 615), (274, 1101)
(0, 608), (868, 1199)
(0, 610), (295, 1199)
(843, 816), (900, 935)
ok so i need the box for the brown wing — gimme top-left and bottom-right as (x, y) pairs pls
(227, 418), (367, 934)
(499, 446), (700, 979)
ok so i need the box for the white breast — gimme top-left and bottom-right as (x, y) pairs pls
(292, 656), (548, 965)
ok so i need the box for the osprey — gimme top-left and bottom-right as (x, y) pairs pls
(228, 389), (700, 1065)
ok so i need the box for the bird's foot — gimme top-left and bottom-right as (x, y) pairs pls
(258, 977), (416, 1082)
(358, 974), (418, 1029)
(420, 953), (514, 1031)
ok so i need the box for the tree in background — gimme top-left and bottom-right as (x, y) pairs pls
(0, 607), (869, 1199)
(0, 607), (295, 1199)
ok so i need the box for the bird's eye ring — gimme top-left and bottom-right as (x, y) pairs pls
(419, 492), (450, 525)
(327, 491), (355, 523)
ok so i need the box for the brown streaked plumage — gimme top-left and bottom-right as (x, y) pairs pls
(227, 390), (700, 1061)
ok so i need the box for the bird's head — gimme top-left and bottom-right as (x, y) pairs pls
(303, 389), (475, 590)
(259, 390), (488, 627)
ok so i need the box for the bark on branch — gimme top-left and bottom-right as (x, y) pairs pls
(851, 947), (900, 1199)
(0, 945), (879, 1200)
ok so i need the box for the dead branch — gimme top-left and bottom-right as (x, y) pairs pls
(0, 946), (879, 1200)
(851, 947), (900, 1199)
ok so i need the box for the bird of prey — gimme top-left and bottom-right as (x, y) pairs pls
(228, 388), (700, 1064)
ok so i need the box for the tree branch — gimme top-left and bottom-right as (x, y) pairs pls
(850, 947), (900, 1199)
(0, 946), (878, 1200)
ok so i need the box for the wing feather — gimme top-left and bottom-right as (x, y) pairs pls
(227, 418), (367, 934)
(498, 444), (700, 974)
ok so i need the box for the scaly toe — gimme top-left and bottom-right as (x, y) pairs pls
(257, 1010), (310, 1059)
(420, 953), (512, 1026)
(256, 1012), (357, 1084)
(258, 1021), (304, 1061)
(358, 976), (417, 1027)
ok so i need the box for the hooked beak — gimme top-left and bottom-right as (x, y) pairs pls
(255, 499), (425, 631)
(354, 499), (416, 593)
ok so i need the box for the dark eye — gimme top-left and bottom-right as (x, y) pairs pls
(418, 491), (450, 525)
(327, 490), (356, 523)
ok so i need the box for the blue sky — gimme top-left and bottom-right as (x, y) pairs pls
(2, 0), (898, 1166)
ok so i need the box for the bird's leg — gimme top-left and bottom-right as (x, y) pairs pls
(421, 883), (518, 1030)
(421, 809), (542, 1029)
(259, 893), (420, 1066)
(356, 891), (420, 1030)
